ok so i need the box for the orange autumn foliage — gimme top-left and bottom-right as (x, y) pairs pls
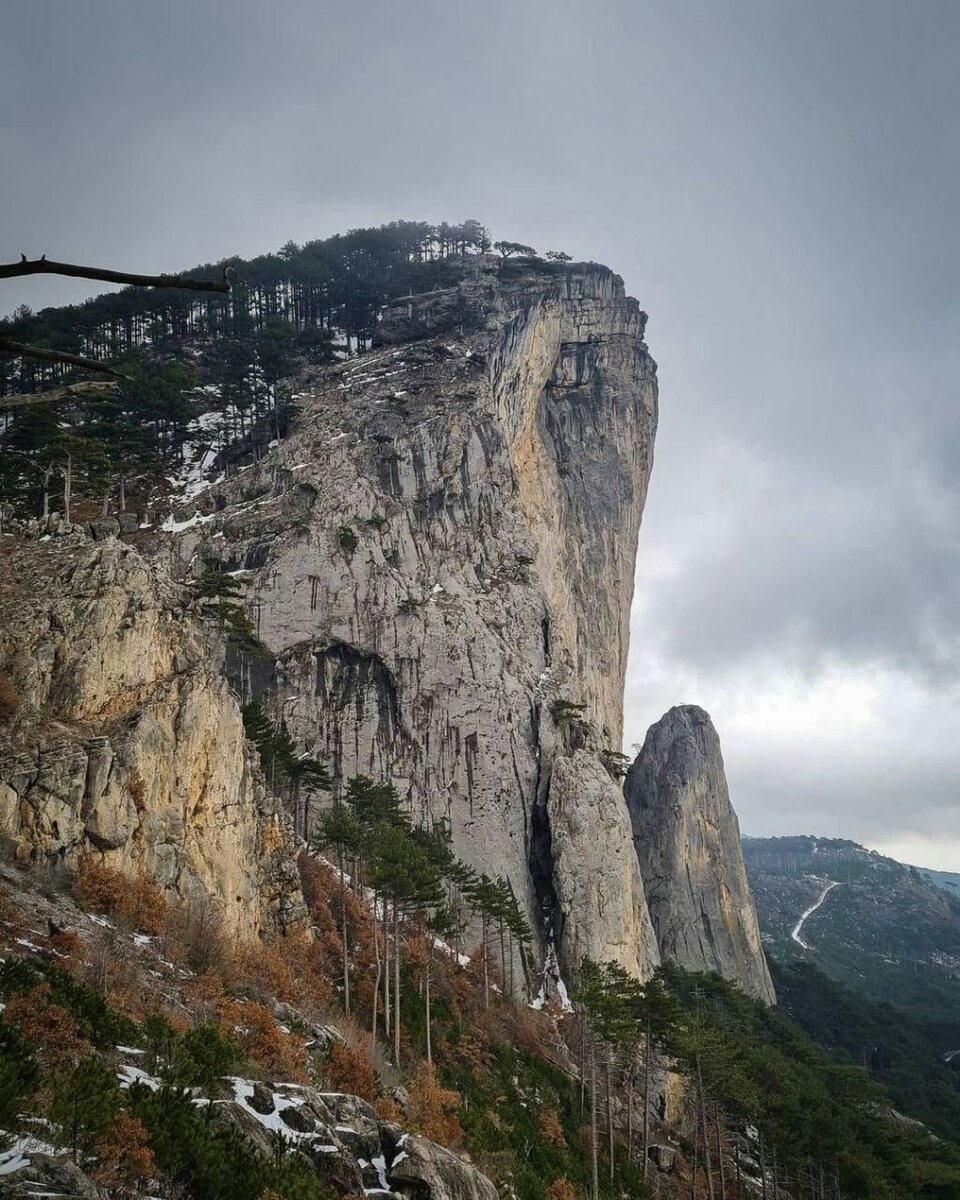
(408, 1063), (463, 1147)
(539, 1108), (567, 1149)
(74, 859), (167, 934)
(544, 1180), (577, 1200)
(325, 1040), (375, 1100)
(4, 984), (89, 1069)
(375, 1096), (403, 1124)
(218, 998), (307, 1082)
(92, 1113), (155, 1190)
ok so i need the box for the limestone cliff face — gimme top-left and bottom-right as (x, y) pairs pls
(625, 705), (775, 1003)
(179, 257), (660, 980)
(0, 537), (305, 937)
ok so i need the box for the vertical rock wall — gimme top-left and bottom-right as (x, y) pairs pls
(625, 705), (776, 1003)
(189, 258), (661, 980)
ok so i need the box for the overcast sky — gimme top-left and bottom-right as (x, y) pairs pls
(3, 1), (958, 868)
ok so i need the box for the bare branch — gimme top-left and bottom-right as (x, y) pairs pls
(0, 257), (231, 293)
(0, 381), (119, 409)
(0, 336), (130, 379)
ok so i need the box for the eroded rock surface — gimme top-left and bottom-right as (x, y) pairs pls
(625, 705), (775, 1003)
(0, 537), (305, 936)
(180, 257), (660, 979)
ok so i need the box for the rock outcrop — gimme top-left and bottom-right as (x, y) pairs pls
(547, 750), (659, 978)
(625, 705), (775, 1003)
(0, 536), (305, 937)
(0, 1076), (501, 1200)
(173, 256), (661, 981)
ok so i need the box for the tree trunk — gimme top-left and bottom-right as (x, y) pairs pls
(580, 1023), (587, 1115)
(627, 1069), (634, 1165)
(382, 898), (391, 1037)
(696, 1056), (716, 1200)
(338, 847), (351, 1015)
(371, 891), (381, 1039)
(62, 453), (72, 523)
(425, 936), (432, 1065)
(643, 1017), (652, 1181)
(590, 1037), (599, 1200)
(715, 1108), (726, 1200)
(481, 916), (490, 1010)
(393, 900), (402, 1066)
(606, 1057), (615, 1184)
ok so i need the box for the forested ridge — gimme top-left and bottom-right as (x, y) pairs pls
(0, 219), (557, 522)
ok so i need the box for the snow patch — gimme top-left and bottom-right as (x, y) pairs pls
(162, 510), (216, 534)
(118, 1064), (160, 1091)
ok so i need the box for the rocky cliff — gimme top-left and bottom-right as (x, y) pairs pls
(0, 535), (305, 937)
(625, 705), (775, 1003)
(174, 256), (661, 981)
(0, 254), (775, 1001)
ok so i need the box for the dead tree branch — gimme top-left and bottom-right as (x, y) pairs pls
(0, 256), (231, 293)
(0, 337), (130, 379)
(0, 381), (119, 409)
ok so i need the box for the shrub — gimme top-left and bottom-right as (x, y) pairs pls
(408, 1062), (463, 1146)
(3, 983), (90, 1069)
(325, 1040), (375, 1100)
(81, 928), (141, 1015)
(48, 927), (81, 963)
(121, 872), (168, 934)
(0, 958), (136, 1047)
(544, 1180), (576, 1200)
(75, 858), (127, 914)
(75, 858), (167, 934)
(336, 525), (359, 553)
(0, 1021), (39, 1130)
(183, 968), (227, 1022)
(0, 673), (19, 724)
(92, 1113), (155, 1190)
(46, 1054), (121, 1161)
(375, 1095), (402, 1123)
(177, 1023), (244, 1091)
(219, 998), (307, 1082)
(164, 895), (228, 976)
(132, 1084), (326, 1200)
(539, 1108), (566, 1149)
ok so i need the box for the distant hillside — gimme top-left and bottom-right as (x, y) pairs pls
(921, 865), (960, 898)
(742, 835), (960, 1022)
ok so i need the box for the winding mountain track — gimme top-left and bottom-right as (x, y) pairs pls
(791, 880), (841, 950)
